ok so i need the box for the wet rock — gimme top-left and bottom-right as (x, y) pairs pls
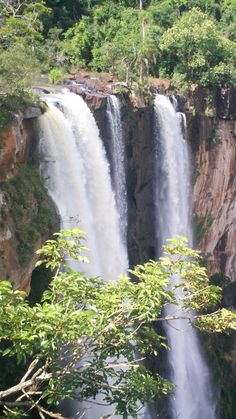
(216, 88), (236, 120)
(22, 107), (42, 120)
(84, 92), (108, 111)
(192, 118), (236, 281)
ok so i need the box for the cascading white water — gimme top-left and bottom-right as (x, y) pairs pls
(39, 90), (128, 418)
(106, 95), (127, 245)
(154, 94), (217, 419)
(39, 90), (128, 280)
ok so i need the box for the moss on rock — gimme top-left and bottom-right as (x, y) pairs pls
(0, 164), (56, 265)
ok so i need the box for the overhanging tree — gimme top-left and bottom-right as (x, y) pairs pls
(0, 230), (235, 418)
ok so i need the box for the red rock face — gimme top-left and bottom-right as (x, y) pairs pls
(193, 118), (236, 281)
(0, 120), (37, 290)
(0, 112), (58, 292)
(0, 229), (45, 293)
(0, 127), (17, 173)
(0, 120), (33, 176)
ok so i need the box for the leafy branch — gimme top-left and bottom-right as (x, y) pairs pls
(0, 232), (235, 417)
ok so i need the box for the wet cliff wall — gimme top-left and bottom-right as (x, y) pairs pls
(0, 109), (58, 291)
(186, 87), (236, 284)
(182, 87), (236, 417)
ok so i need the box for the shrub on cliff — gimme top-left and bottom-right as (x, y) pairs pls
(0, 231), (235, 418)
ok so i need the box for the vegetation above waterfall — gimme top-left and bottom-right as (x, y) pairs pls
(0, 231), (235, 418)
(0, 0), (236, 103)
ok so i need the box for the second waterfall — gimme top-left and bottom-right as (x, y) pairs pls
(154, 94), (217, 419)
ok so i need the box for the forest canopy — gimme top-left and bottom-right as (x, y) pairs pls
(0, 0), (236, 93)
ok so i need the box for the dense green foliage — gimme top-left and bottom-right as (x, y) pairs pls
(0, 232), (235, 417)
(0, 0), (236, 96)
(160, 8), (236, 87)
(0, 164), (55, 265)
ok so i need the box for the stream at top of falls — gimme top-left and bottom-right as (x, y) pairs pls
(154, 94), (218, 419)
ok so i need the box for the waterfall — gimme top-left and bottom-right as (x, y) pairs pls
(39, 90), (128, 418)
(39, 90), (128, 280)
(154, 94), (217, 419)
(106, 95), (127, 245)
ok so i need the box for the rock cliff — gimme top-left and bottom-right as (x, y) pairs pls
(0, 109), (57, 291)
(186, 87), (236, 283)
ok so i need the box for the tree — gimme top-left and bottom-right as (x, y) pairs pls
(148, 0), (180, 29)
(220, 0), (236, 41)
(0, 0), (51, 47)
(61, 2), (126, 71)
(62, 15), (95, 70)
(61, 3), (163, 81)
(38, 1), (236, 87)
(88, 7), (161, 84)
(0, 230), (235, 418)
(159, 8), (236, 87)
(173, 0), (222, 19)
(0, 44), (40, 97)
(0, 1), (49, 104)
(43, 0), (88, 32)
